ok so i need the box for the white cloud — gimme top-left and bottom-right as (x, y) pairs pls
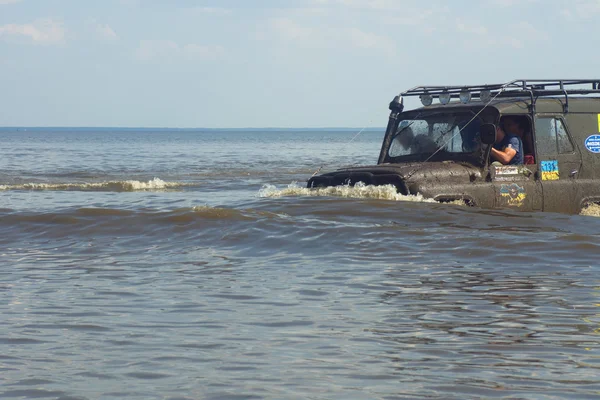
(456, 20), (488, 36)
(182, 43), (225, 59)
(490, 0), (542, 7)
(95, 23), (118, 40)
(310, 1), (448, 36)
(135, 40), (224, 61)
(381, 7), (447, 36)
(311, 0), (418, 11)
(269, 18), (395, 55)
(347, 28), (395, 54)
(135, 40), (178, 61)
(309, 1), (547, 52)
(318, 0), (536, 9)
(561, 0), (600, 18)
(492, 22), (547, 49)
(271, 18), (313, 41)
(323, 0), (386, 8)
(512, 21), (548, 41)
(0, 18), (65, 44)
(191, 7), (231, 15)
(453, 19), (547, 50)
(286, 7), (330, 17)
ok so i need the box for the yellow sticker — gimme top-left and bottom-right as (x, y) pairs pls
(499, 183), (526, 206)
(598, 113), (600, 132)
(542, 171), (560, 181)
(541, 160), (559, 181)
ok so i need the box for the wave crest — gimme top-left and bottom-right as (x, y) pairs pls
(0, 178), (184, 192)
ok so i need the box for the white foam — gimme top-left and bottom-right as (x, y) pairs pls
(0, 178), (184, 192)
(580, 203), (600, 217)
(258, 181), (435, 203)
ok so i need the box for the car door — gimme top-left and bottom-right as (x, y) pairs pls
(534, 114), (583, 213)
(490, 163), (542, 211)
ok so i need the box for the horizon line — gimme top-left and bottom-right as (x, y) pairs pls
(0, 126), (386, 130)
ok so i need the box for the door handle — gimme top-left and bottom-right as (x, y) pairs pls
(570, 169), (578, 177)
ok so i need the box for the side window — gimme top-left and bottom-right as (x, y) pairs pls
(556, 119), (574, 153)
(535, 117), (556, 155)
(535, 117), (574, 155)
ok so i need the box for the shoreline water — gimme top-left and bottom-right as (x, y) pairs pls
(1, 127), (599, 399)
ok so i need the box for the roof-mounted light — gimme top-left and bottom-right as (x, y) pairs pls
(439, 92), (451, 105)
(480, 90), (492, 103)
(459, 89), (471, 104)
(420, 93), (433, 106)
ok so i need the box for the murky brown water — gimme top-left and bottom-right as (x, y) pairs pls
(1, 128), (599, 399)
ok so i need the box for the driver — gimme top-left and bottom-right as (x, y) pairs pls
(490, 121), (523, 165)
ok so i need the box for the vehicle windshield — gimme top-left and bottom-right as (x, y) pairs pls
(388, 112), (481, 159)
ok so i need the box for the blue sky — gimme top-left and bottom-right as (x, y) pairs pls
(1, 0), (599, 128)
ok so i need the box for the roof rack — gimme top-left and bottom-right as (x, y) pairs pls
(402, 79), (600, 98)
(401, 79), (600, 113)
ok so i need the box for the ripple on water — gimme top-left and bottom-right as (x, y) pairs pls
(2, 184), (600, 399)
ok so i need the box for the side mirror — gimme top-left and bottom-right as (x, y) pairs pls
(479, 123), (496, 145)
(389, 95), (404, 113)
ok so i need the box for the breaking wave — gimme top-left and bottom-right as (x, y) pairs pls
(0, 178), (185, 192)
(258, 182), (436, 203)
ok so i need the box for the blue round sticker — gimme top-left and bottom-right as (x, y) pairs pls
(585, 135), (600, 153)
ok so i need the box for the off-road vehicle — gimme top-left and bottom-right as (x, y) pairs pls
(307, 79), (600, 214)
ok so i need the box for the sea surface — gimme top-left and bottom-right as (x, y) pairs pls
(1, 128), (599, 400)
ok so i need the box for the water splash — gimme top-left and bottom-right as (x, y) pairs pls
(0, 178), (184, 192)
(258, 182), (435, 203)
(580, 203), (600, 217)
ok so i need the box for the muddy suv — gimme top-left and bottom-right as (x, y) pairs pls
(308, 79), (600, 214)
